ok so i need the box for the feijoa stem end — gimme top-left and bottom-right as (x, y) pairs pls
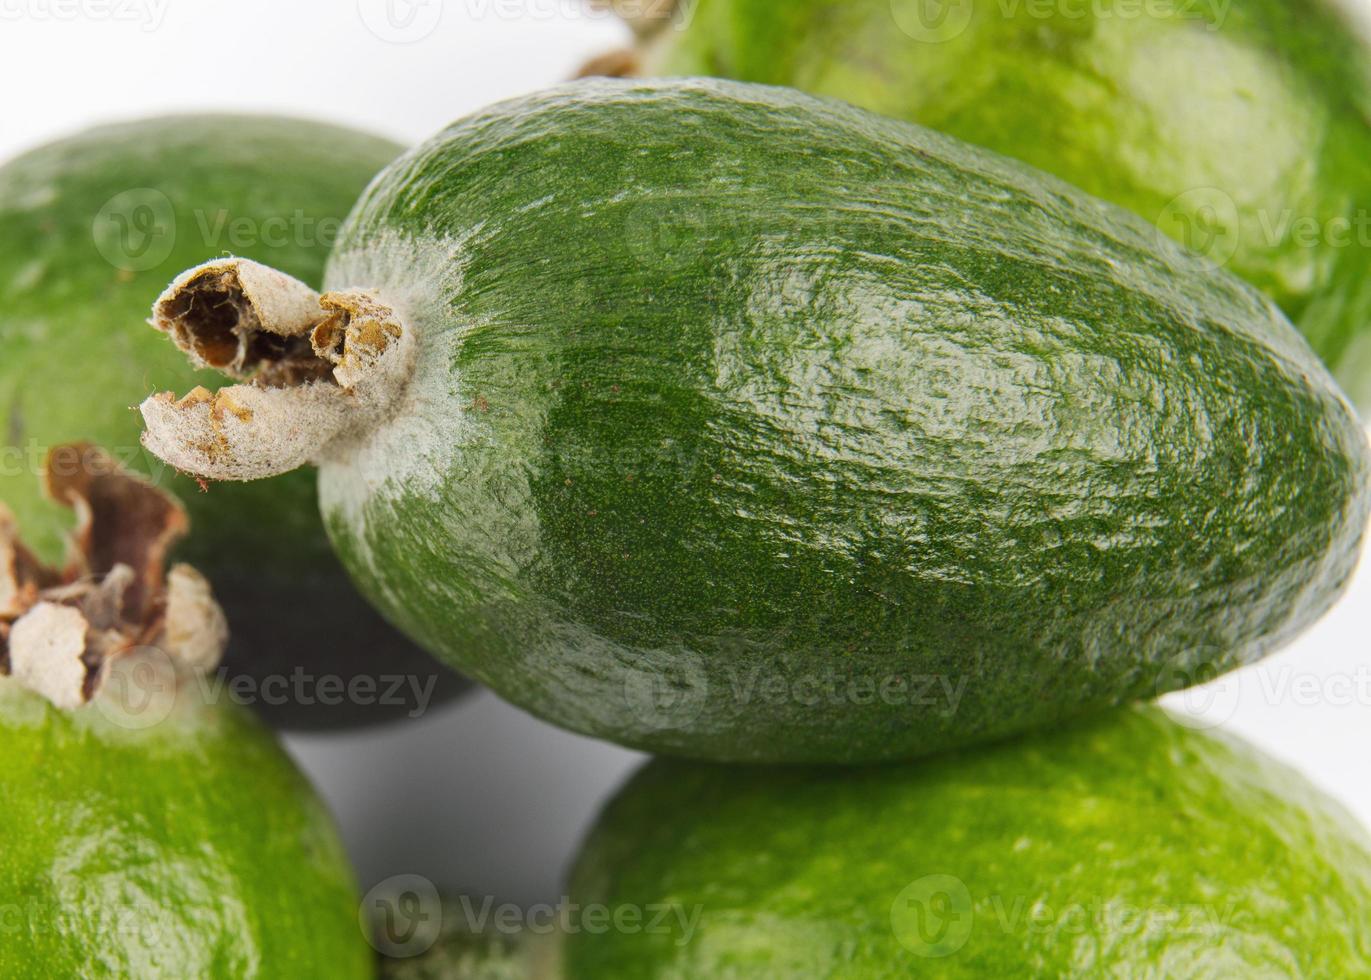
(139, 259), (414, 482)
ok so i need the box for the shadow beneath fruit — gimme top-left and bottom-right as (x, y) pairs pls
(211, 569), (473, 732)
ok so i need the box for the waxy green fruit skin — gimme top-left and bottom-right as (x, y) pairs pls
(0, 115), (466, 729)
(565, 707), (1371, 977)
(319, 78), (1370, 763)
(0, 677), (372, 979)
(645, 0), (1371, 410)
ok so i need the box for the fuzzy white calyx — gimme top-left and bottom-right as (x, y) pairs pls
(152, 257), (328, 376)
(162, 563), (229, 675)
(140, 383), (351, 482)
(139, 258), (414, 482)
(7, 602), (93, 710)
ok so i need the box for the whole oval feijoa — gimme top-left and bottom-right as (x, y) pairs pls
(0, 663), (372, 978)
(563, 706), (1371, 976)
(622, 0), (1371, 411)
(0, 115), (467, 730)
(138, 79), (1371, 763)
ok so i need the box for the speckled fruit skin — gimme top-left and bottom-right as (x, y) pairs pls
(565, 706), (1371, 977)
(0, 116), (467, 730)
(318, 78), (1370, 763)
(642, 0), (1371, 411)
(0, 674), (371, 979)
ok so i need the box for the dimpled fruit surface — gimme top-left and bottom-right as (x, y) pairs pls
(565, 706), (1371, 977)
(309, 79), (1369, 762)
(0, 668), (372, 978)
(645, 0), (1371, 410)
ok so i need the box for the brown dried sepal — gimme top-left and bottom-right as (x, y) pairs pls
(0, 443), (227, 710)
(577, 48), (643, 79)
(0, 505), (60, 620)
(311, 290), (405, 389)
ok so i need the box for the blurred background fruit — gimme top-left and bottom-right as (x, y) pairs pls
(0, 114), (468, 730)
(0, 662), (372, 978)
(565, 706), (1371, 976)
(609, 0), (1371, 411)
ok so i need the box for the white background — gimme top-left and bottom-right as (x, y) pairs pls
(1, 0), (1368, 908)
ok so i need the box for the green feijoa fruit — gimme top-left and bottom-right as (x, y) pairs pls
(0, 665), (371, 979)
(0, 115), (467, 730)
(614, 0), (1371, 411)
(563, 706), (1371, 976)
(137, 79), (1371, 764)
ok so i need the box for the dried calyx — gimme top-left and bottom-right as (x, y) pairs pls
(578, 48), (645, 79)
(0, 444), (226, 709)
(592, 0), (679, 38)
(140, 258), (414, 482)
(577, 0), (680, 78)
